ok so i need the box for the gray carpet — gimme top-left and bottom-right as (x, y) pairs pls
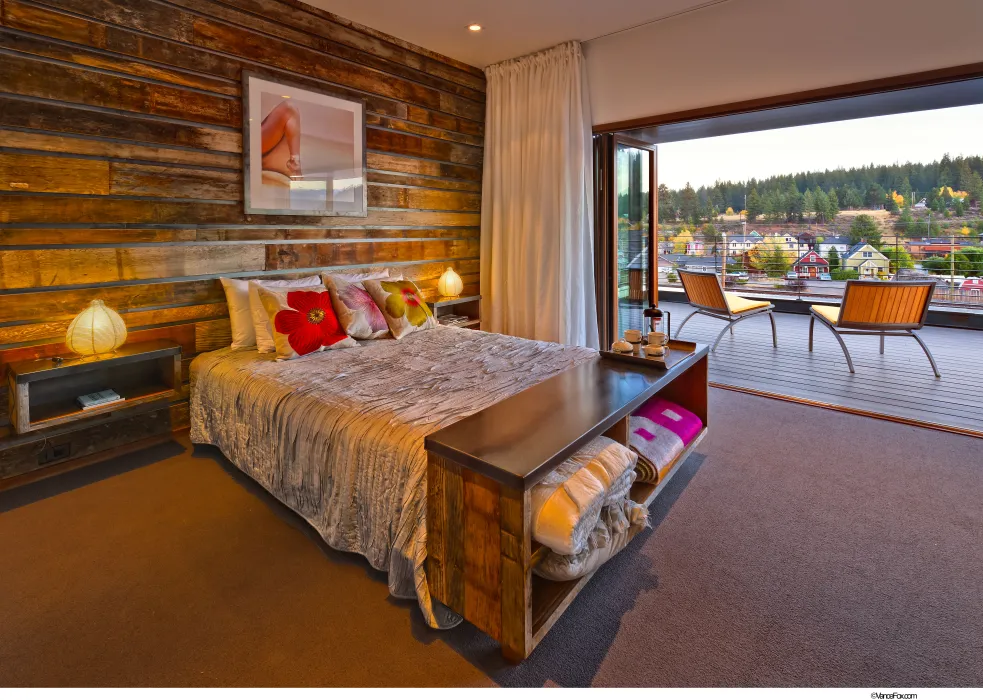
(1, 389), (982, 687)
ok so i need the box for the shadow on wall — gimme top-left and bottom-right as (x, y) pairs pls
(435, 453), (708, 688)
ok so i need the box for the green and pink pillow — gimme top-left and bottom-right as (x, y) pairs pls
(362, 278), (437, 339)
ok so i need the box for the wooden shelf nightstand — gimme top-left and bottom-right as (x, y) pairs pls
(429, 294), (481, 329)
(7, 340), (182, 434)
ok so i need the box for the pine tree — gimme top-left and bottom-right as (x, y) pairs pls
(827, 246), (841, 270)
(746, 187), (763, 222)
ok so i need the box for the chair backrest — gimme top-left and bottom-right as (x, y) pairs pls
(837, 280), (936, 330)
(677, 270), (729, 314)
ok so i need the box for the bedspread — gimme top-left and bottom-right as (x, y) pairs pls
(190, 326), (596, 628)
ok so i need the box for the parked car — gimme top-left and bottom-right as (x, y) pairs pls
(785, 271), (799, 280)
(728, 272), (749, 281)
(818, 273), (832, 281)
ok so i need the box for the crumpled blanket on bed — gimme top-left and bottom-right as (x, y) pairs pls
(189, 326), (596, 629)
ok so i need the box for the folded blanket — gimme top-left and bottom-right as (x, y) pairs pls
(630, 397), (703, 484)
(534, 500), (650, 581)
(531, 436), (638, 556)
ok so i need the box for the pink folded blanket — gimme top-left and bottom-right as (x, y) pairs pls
(629, 397), (703, 483)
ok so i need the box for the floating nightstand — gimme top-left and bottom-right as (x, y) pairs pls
(429, 294), (481, 329)
(7, 340), (182, 434)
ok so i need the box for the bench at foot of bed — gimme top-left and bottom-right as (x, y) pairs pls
(425, 346), (709, 661)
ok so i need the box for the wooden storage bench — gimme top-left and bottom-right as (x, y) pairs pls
(425, 344), (709, 661)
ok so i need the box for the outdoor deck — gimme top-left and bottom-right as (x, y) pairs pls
(620, 299), (983, 435)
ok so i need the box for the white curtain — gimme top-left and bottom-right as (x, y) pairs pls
(480, 41), (599, 349)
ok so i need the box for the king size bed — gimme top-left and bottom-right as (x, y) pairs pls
(190, 325), (597, 629)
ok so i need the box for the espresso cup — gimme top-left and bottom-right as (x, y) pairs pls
(648, 330), (666, 346)
(644, 344), (665, 357)
(624, 329), (642, 343)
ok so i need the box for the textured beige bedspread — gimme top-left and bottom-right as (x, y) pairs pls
(190, 326), (596, 628)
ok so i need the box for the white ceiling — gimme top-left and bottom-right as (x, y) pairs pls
(305, 0), (724, 69)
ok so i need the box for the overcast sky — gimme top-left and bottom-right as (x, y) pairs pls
(658, 104), (983, 190)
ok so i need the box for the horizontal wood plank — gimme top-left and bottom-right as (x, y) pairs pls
(0, 129), (240, 169)
(0, 195), (481, 226)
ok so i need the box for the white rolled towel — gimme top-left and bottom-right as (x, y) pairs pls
(530, 436), (638, 556)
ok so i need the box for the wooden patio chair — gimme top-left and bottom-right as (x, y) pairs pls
(676, 269), (778, 352)
(809, 279), (940, 377)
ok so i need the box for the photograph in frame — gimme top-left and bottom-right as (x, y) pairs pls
(243, 72), (367, 217)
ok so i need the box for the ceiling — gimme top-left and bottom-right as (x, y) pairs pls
(305, 0), (725, 69)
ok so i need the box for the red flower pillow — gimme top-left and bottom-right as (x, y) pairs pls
(256, 286), (356, 360)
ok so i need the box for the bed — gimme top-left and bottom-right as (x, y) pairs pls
(189, 325), (597, 629)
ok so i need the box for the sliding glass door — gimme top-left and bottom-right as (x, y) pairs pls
(613, 138), (656, 342)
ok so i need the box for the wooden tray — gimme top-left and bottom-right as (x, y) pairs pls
(600, 339), (698, 371)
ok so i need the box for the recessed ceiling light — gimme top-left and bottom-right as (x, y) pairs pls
(467, 23), (482, 32)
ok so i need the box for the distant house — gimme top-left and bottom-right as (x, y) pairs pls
(685, 239), (706, 256)
(844, 243), (890, 278)
(792, 250), (830, 278)
(908, 238), (965, 257)
(663, 254), (737, 274)
(817, 235), (851, 261)
(797, 232), (818, 250)
(961, 278), (983, 299)
(913, 198), (928, 209)
(725, 231), (763, 256)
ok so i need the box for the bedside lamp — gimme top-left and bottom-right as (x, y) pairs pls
(437, 266), (463, 298)
(65, 300), (127, 356)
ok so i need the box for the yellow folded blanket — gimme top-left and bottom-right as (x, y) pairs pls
(530, 436), (638, 556)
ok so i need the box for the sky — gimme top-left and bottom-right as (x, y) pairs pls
(657, 104), (983, 191)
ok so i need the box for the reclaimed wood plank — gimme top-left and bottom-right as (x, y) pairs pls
(0, 129), (239, 169)
(0, 246), (266, 289)
(0, 52), (239, 127)
(264, 239), (478, 270)
(0, 195), (482, 226)
(0, 152), (110, 195)
(0, 96), (241, 152)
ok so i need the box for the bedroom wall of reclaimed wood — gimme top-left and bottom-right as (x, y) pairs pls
(0, 0), (485, 483)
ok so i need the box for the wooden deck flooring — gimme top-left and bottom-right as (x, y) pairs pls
(623, 301), (983, 436)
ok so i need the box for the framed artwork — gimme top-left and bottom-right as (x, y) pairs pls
(243, 72), (367, 216)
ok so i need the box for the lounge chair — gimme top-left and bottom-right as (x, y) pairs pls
(809, 279), (940, 377)
(675, 269), (777, 351)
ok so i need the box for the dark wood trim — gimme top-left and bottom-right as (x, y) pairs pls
(609, 135), (656, 343)
(593, 61), (983, 133)
(711, 383), (983, 441)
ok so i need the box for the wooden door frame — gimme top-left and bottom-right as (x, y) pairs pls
(608, 135), (657, 346)
(593, 61), (983, 134)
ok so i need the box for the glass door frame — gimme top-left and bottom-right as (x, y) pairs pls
(608, 134), (657, 347)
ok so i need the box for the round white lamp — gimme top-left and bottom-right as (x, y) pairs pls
(437, 266), (463, 298)
(65, 300), (127, 356)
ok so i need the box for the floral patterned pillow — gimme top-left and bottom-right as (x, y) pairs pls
(362, 279), (437, 339)
(322, 273), (395, 340)
(256, 286), (356, 360)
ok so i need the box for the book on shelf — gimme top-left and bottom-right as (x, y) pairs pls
(77, 389), (123, 410)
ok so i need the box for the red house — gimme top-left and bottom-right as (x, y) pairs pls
(793, 250), (830, 278)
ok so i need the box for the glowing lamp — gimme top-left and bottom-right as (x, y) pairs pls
(437, 266), (464, 298)
(65, 300), (127, 356)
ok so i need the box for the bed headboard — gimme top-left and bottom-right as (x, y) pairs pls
(0, 0), (484, 485)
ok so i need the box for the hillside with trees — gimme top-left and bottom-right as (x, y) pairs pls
(654, 154), (983, 225)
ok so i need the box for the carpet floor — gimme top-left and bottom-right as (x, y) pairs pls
(1, 389), (982, 687)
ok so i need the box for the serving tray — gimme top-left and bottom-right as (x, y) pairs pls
(600, 339), (698, 371)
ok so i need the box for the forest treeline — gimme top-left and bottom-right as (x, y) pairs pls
(651, 153), (983, 225)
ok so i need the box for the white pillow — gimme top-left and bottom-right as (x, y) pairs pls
(246, 276), (322, 353)
(220, 278), (259, 349)
(322, 268), (391, 286)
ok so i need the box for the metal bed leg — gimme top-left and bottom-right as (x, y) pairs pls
(768, 311), (778, 348)
(910, 331), (942, 378)
(879, 334), (885, 354)
(808, 315), (814, 351)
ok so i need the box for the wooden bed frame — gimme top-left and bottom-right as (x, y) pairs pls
(425, 344), (709, 661)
